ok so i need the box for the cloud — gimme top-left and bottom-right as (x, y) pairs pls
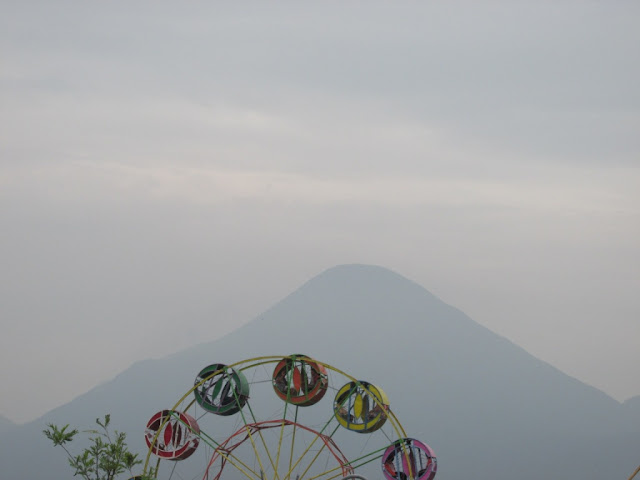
(3, 1), (639, 167)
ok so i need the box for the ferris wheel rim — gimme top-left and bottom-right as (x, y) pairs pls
(142, 354), (425, 480)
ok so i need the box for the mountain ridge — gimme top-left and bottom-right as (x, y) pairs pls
(2, 264), (638, 480)
(0, 414), (15, 432)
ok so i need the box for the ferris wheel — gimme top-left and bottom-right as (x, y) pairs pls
(141, 354), (437, 480)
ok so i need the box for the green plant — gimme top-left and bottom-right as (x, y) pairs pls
(43, 414), (153, 480)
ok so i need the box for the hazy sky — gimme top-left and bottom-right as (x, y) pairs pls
(1, 1), (638, 424)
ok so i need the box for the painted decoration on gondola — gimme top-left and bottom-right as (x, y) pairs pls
(382, 438), (437, 480)
(144, 410), (200, 460)
(272, 354), (328, 406)
(334, 381), (389, 433)
(194, 363), (249, 415)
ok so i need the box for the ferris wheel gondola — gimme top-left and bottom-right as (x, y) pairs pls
(140, 354), (437, 480)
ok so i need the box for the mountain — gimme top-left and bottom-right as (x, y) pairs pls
(624, 396), (640, 425)
(1, 264), (638, 479)
(0, 414), (15, 433)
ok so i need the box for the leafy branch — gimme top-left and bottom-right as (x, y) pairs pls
(43, 414), (152, 480)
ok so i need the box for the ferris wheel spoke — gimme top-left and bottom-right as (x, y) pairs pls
(244, 404), (282, 480)
(197, 427), (263, 480)
(295, 424), (345, 480)
(286, 411), (299, 479)
(166, 458), (178, 480)
(140, 355), (437, 480)
(277, 367), (300, 480)
(296, 441), (330, 480)
(281, 424), (338, 480)
(272, 406), (297, 480)
(306, 464), (349, 480)
(215, 451), (262, 480)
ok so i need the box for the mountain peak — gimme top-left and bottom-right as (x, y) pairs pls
(308, 264), (429, 290)
(2, 264), (638, 480)
(286, 264), (442, 315)
(317, 263), (406, 278)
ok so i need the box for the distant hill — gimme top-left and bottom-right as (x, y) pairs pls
(1, 264), (638, 479)
(0, 414), (15, 433)
(624, 396), (640, 425)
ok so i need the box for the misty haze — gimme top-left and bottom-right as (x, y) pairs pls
(1, 2), (639, 480)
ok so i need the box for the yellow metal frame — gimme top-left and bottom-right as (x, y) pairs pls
(143, 354), (411, 480)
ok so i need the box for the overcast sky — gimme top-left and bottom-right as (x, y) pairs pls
(1, 1), (639, 424)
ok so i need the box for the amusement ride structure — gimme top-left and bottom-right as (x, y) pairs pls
(141, 354), (437, 480)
